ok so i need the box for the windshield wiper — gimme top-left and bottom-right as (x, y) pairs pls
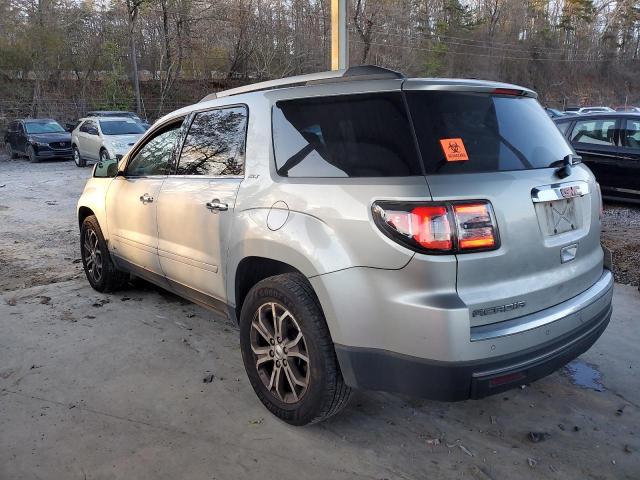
(550, 154), (582, 178)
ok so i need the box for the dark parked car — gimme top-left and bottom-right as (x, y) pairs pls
(4, 118), (72, 162)
(555, 112), (640, 203)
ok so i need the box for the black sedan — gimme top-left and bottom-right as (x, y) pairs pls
(554, 112), (640, 203)
(4, 119), (73, 162)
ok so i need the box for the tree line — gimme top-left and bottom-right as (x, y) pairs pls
(0, 0), (638, 123)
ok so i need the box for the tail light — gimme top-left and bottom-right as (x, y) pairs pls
(372, 200), (499, 254)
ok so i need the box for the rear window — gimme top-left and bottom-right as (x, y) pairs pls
(406, 92), (573, 174)
(272, 93), (421, 177)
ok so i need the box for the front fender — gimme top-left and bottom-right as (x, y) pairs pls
(77, 177), (112, 238)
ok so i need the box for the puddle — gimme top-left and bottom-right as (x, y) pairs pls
(563, 360), (605, 392)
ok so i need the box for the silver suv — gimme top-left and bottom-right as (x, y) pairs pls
(77, 66), (613, 425)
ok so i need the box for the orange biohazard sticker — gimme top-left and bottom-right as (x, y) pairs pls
(439, 138), (469, 162)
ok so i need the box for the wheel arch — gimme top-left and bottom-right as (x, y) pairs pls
(78, 206), (95, 228)
(233, 256), (306, 322)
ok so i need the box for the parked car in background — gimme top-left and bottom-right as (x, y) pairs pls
(615, 106), (640, 113)
(576, 107), (615, 114)
(71, 116), (146, 167)
(554, 112), (640, 202)
(86, 110), (151, 130)
(3, 118), (72, 162)
(77, 65), (612, 425)
(545, 107), (566, 118)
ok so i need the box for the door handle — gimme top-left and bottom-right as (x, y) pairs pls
(206, 199), (228, 212)
(139, 193), (154, 203)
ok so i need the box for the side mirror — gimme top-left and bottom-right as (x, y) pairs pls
(93, 159), (119, 178)
(88, 127), (99, 136)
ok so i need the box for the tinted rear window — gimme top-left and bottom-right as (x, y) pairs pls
(272, 93), (421, 177)
(406, 92), (573, 174)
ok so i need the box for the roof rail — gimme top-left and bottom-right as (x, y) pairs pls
(199, 65), (404, 102)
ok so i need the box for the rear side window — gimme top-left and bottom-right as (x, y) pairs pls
(571, 119), (617, 146)
(176, 106), (247, 176)
(272, 93), (421, 177)
(406, 92), (573, 174)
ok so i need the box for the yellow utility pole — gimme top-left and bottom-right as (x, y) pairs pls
(331, 0), (348, 70)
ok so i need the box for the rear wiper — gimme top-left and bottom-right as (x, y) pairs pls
(550, 154), (582, 179)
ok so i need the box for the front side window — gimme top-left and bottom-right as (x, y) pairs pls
(80, 120), (97, 134)
(273, 93), (421, 177)
(24, 120), (65, 134)
(126, 124), (182, 176)
(622, 119), (640, 149)
(176, 106), (247, 176)
(99, 119), (146, 136)
(570, 119), (617, 146)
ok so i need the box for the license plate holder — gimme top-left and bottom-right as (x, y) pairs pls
(543, 198), (577, 235)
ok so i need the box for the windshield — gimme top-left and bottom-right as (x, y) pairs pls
(99, 120), (146, 135)
(25, 121), (65, 134)
(406, 92), (573, 174)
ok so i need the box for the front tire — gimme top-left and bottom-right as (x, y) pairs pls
(73, 145), (86, 167)
(27, 145), (39, 163)
(80, 215), (128, 292)
(240, 273), (352, 426)
(4, 142), (17, 159)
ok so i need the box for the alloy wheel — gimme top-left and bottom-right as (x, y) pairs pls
(250, 302), (310, 403)
(73, 148), (81, 166)
(83, 228), (103, 283)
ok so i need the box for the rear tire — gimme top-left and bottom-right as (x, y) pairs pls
(240, 273), (352, 426)
(99, 148), (110, 163)
(80, 215), (128, 292)
(27, 145), (39, 163)
(73, 145), (86, 167)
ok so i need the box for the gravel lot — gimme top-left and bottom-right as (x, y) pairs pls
(1, 156), (639, 480)
(602, 203), (640, 287)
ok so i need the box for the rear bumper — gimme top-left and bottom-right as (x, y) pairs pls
(333, 269), (613, 401)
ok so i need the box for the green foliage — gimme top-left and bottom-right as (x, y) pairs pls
(99, 41), (133, 110)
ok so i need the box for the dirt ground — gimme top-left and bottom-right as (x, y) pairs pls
(1, 157), (639, 480)
(601, 203), (640, 287)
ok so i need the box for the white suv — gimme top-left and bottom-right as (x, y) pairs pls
(71, 116), (146, 167)
(77, 66), (612, 425)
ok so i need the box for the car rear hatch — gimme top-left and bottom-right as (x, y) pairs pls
(403, 81), (604, 327)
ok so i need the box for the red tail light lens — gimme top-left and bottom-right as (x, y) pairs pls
(372, 201), (498, 254)
(493, 88), (523, 96)
(411, 206), (453, 250)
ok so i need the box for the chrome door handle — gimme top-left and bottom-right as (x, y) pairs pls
(139, 193), (154, 203)
(206, 200), (228, 212)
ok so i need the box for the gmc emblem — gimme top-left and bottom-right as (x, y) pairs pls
(560, 185), (581, 199)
